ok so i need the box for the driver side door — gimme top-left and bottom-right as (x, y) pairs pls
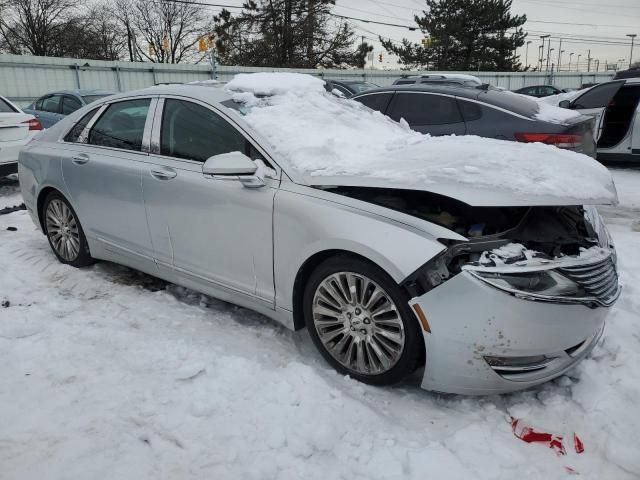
(569, 80), (625, 142)
(142, 97), (279, 304)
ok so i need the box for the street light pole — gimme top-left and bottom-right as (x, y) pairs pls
(546, 37), (552, 71)
(627, 34), (637, 69)
(540, 35), (549, 71)
(556, 39), (563, 72)
(525, 40), (532, 69)
(577, 54), (581, 71)
(568, 52), (574, 71)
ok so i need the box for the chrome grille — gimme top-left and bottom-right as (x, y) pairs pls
(559, 255), (620, 306)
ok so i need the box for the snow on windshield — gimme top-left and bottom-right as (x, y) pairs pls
(226, 73), (616, 202)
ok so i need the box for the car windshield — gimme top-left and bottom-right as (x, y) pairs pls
(347, 82), (379, 93)
(81, 94), (110, 104)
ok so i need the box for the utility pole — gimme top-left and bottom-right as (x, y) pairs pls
(546, 37), (552, 72)
(627, 34), (637, 68)
(595, 59), (600, 72)
(540, 35), (549, 71)
(587, 49), (592, 72)
(556, 39), (563, 72)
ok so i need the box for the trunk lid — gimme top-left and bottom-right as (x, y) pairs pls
(0, 113), (33, 142)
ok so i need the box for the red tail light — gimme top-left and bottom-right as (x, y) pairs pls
(22, 118), (43, 131)
(514, 133), (582, 148)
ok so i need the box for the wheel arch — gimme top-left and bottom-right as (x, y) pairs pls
(291, 249), (399, 331)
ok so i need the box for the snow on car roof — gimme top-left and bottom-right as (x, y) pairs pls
(225, 73), (616, 205)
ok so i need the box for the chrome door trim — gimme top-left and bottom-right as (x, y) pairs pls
(141, 97), (159, 153)
(76, 104), (108, 144)
(149, 98), (164, 154)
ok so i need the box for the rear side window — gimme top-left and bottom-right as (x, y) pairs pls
(354, 93), (393, 113)
(457, 99), (483, 121)
(572, 82), (623, 109)
(160, 99), (247, 162)
(64, 108), (100, 143)
(88, 99), (150, 152)
(388, 93), (462, 125)
(42, 95), (61, 113)
(394, 80), (415, 85)
(61, 96), (82, 115)
(0, 98), (17, 113)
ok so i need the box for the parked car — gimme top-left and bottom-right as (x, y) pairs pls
(23, 89), (115, 128)
(613, 66), (640, 80)
(18, 80), (619, 395)
(0, 95), (42, 176)
(352, 85), (596, 157)
(513, 85), (573, 98)
(559, 78), (640, 162)
(323, 79), (379, 97)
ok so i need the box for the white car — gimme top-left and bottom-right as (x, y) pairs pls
(0, 95), (42, 176)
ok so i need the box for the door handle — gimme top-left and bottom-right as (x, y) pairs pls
(150, 168), (177, 180)
(72, 154), (90, 165)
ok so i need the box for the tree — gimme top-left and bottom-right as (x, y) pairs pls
(381, 0), (527, 71)
(212, 0), (369, 68)
(0, 0), (77, 56)
(113, 0), (209, 63)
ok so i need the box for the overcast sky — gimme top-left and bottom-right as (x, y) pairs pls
(207, 0), (639, 71)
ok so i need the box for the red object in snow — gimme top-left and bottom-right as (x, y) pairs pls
(574, 433), (585, 454)
(511, 418), (567, 455)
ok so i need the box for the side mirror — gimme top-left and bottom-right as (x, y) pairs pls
(202, 151), (257, 176)
(558, 100), (571, 109)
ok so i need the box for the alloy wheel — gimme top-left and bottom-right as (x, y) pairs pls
(45, 199), (81, 261)
(311, 271), (405, 375)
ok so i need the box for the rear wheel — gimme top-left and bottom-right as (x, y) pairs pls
(303, 255), (423, 385)
(43, 192), (93, 267)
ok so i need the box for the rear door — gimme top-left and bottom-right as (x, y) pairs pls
(386, 91), (466, 135)
(570, 80), (625, 141)
(60, 98), (156, 266)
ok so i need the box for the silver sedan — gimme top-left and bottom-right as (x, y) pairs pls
(18, 84), (620, 395)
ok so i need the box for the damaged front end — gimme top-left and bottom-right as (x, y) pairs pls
(326, 186), (620, 308)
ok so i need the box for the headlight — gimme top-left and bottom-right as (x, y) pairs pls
(471, 270), (588, 298)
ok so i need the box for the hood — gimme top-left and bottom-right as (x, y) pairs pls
(224, 73), (618, 208)
(304, 175), (618, 207)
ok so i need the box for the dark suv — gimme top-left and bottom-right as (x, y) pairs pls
(352, 85), (596, 157)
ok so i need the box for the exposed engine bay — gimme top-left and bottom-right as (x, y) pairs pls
(324, 186), (605, 297)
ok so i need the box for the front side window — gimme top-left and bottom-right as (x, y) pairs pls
(42, 95), (62, 113)
(354, 93), (393, 114)
(64, 108), (100, 143)
(88, 98), (150, 152)
(61, 96), (82, 115)
(160, 99), (247, 162)
(388, 93), (463, 126)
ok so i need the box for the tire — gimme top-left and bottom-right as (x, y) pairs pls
(303, 254), (424, 386)
(42, 191), (94, 267)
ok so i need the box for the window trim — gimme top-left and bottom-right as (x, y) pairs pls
(148, 94), (281, 176)
(66, 97), (156, 156)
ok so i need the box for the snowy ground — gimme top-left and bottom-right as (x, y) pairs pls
(1, 168), (639, 480)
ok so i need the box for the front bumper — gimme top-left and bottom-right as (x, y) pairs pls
(412, 271), (611, 395)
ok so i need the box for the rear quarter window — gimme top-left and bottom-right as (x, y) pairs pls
(476, 90), (539, 118)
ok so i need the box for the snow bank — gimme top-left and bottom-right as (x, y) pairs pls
(225, 73), (616, 203)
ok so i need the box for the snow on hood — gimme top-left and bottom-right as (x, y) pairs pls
(225, 73), (617, 207)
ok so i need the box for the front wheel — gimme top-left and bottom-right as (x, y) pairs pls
(43, 191), (94, 267)
(303, 255), (424, 386)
